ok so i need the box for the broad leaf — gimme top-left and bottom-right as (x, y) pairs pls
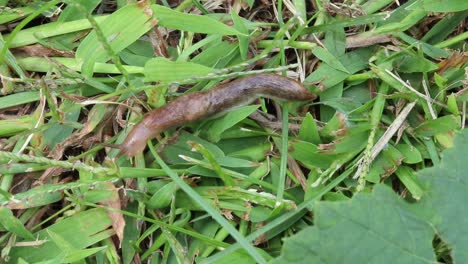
(273, 185), (436, 264)
(418, 129), (468, 263)
(274, 130), (468, 264)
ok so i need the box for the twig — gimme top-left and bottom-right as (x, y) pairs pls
(345, 34), (393, 48)
(353, 101), (417, 188)
(385, 69), (446, 108)
(422, 79), (437, 119)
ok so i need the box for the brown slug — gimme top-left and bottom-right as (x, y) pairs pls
(119, 73), (316, 157)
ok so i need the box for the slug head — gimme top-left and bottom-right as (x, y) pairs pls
(118, 124), (154, 158)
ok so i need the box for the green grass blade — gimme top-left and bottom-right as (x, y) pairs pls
(149, 143), (268, 264)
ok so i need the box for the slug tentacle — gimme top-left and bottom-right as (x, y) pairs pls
(118, 73), (316, 157)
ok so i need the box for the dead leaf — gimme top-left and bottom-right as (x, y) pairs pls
(12, 44), (75, 58)
(100, 182), (125, 247)
(242, 201), (252, 220)
(222, 209), (234, 220)
(287, 157), (307, 190)
(34, 167), (70, 186)
(253, 222), (267, 245)
(437, 51), (468, 74)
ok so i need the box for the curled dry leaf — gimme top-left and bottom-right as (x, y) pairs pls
(287, 157), (307, 190)
(437, 51), (468, 74)
(35, 167), (70, 186)
(100, 182), (125, 247)
(12, 44), (75, 58)
(222, 209), (234, 220)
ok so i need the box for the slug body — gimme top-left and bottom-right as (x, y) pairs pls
(120, 74), (316, 157)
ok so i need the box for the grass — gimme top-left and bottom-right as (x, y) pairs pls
(0, 0), (467, 263)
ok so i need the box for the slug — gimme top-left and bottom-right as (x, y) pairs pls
(119, 73), (316, 157)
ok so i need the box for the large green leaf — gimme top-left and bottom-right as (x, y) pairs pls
(418, 130), (468, 263)
(274, 130), (468, 264)
(272, 185), (437, 264)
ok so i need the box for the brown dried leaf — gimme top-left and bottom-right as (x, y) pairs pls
(34, 167), (70, 185)
(287, 157), (307, 190)
(12, 44), (74, 58)
(253, 222), (267, 245)
(222, 209), (234, 220)
(100, 182), (125, 247)
(437, 51), (468, 74)
(345, 34), (393, 49)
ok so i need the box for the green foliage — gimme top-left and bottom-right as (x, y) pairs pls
(418, 130), (468, 262)
(408, 0), (468, 12)
(152, 4), (243, 35)
(0, 207), (34, 240)
(273, 185), (437, 264)
(274, 130), (468, 263)
(202, 105), (260, 142)
(144, 57), (215, 82)
(76, 3), (154, 76)
(7, 208), (113, 263)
